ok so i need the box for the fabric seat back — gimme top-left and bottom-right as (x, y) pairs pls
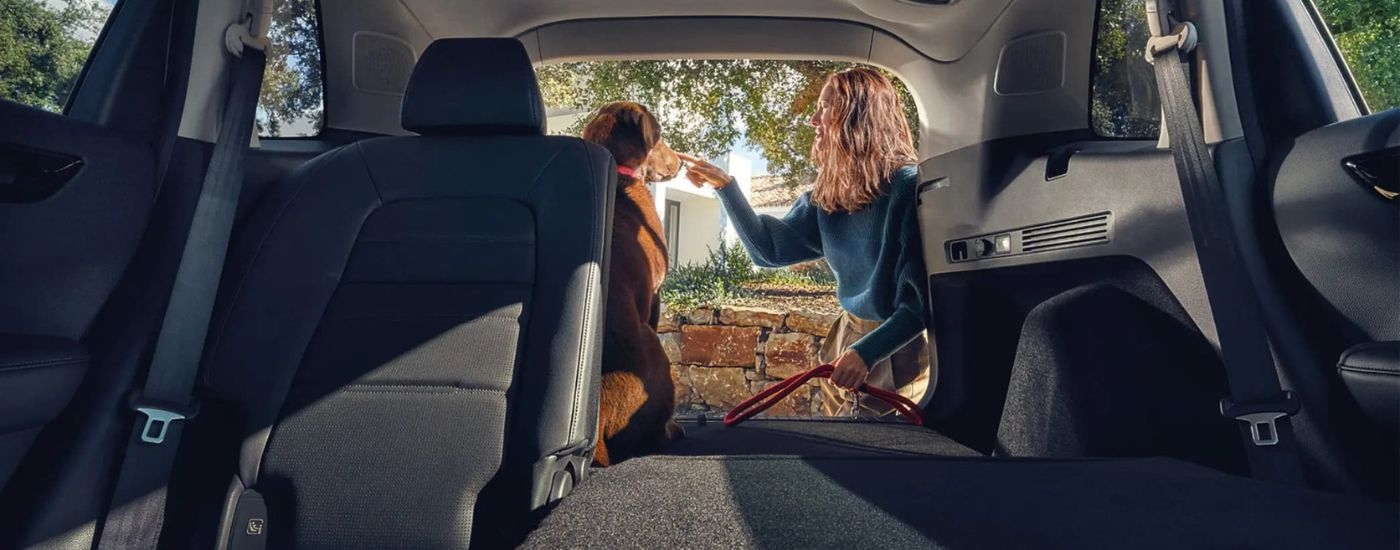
(200, 38), (614, 548)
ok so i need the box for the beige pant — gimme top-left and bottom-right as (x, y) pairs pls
(817, 311), (934, 418)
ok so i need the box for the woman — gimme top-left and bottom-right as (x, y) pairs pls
(676, 67), (932, 418)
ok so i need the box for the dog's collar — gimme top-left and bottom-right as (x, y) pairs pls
(616, 165), (637, 178)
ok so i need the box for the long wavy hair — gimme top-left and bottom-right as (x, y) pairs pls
(809, 67), (918, 213)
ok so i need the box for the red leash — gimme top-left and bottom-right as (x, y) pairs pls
(723, 364), (924, 427)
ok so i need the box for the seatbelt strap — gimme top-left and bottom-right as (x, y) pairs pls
(1144, 1), (1305, 485)
(96, 17), (269, 549)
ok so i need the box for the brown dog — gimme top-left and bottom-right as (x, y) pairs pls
(581, 102), (684, 466)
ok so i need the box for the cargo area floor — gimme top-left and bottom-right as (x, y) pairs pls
(523, 421), (1398, 549)
(663, 417), (981, 458)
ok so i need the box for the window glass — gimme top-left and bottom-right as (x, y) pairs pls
(1090, 0), (1161, 138)
(0, 0), (117, 113)
(255, 0), (323, 137)
(541, 59), (908, 417)
(539, 59), (918, 187)
(1313, 0), (1399, 112)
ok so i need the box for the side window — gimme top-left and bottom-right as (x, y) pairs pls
(255, 0), (323, 137)
(1312, 0), (1399, 112)
(1090, 0), (1161, 138)
(0, 0), (118, 113)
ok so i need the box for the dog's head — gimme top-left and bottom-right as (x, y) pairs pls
(582, 101), (680, 183)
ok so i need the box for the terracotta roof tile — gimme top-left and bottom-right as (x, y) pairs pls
(749, 175), (813, 209)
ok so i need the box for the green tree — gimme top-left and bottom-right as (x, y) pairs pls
(0, 0), (111, 112)
(538, 60), (919, 187)
(1316, 0), (1400, 112)
(255, 0), (322, 136)
(1091, 0), (1160, 137)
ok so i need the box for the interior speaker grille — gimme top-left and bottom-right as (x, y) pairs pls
(353, 32), (416, 96)
(1020, 212), (1111, 253)
(994, 31), (1065, 96)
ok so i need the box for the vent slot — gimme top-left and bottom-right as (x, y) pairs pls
(1020, 213), (1111, 252)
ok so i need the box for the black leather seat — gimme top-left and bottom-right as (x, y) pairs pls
(195, 38), (614, 548)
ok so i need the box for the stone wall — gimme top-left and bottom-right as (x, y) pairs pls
(658, 305), (839, 417)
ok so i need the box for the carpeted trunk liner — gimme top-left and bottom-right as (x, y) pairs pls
(663, 418), (981, 458)
(525, 454), (1398, 549)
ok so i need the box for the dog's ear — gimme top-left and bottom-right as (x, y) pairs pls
(581, 102), (664, 172)
(619, 103), (660, 151)
(622, 105), (645, 128)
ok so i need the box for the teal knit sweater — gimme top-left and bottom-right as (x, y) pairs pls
(716, 164), (928, 366)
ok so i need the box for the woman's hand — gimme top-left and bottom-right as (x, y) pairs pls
(675, 152), (732, 189)
(829, 349), (870, 390)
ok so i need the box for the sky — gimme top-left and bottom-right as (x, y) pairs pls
(732, 140), (770, 176)
(44, 0), (118, 42)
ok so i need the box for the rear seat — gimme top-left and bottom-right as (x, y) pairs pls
(185, 38), (615, 548)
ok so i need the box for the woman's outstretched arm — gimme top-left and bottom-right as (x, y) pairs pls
(715, 184), (822, 267)
(678, 152), (822, 267)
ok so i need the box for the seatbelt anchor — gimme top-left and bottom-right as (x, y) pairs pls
(128, 393), (200, 445)
(224, 0), (274, 56)
(1220, 392), (1300, 447)
(1144, 21), (1198, 62)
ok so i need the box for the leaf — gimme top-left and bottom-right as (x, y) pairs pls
(539, 59), (919, 187)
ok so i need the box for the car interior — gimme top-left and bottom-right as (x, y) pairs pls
(1, 0), (1396, 548)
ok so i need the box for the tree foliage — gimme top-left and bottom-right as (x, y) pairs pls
(0, 0), (111, 112)
(256, 0), (322, 136)
(0, 0), (323, 135)
(1316, 0), (1400, 112)
(1088, 0), (1398, 136)
(1091, 0), (1161, 137)
(538, 60), (919, 186)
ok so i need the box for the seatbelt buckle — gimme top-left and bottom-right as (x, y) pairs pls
(128, 393), (199, 445)
(1220, 392), (1300, 447)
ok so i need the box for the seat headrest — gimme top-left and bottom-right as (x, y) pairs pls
(401, 38), (546, 136)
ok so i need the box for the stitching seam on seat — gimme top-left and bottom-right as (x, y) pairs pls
(202, 147), (337, 383)
(321, 312), (523, 322)
(523, 143), (565, 201)
(339, 280), (533, 286)
(358, 237), (535, 245)
(353, 141), (386, 203)
(569, 141), (602, 442)
(344, 383), (508, 395)
(0, 357), (88, 372)
(251, 156), (385, 482)
(1338, 365), (1400, 376)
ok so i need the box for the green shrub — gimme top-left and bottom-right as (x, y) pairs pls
(711, 239), (761, 285)
(659, 263), (731, 309)
(660, 240), (758, 309)
(781, 259), (837, 286)
(660, 241), (837, 308)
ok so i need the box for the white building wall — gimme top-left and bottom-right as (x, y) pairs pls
(666, 191), (723, 267)
(715, 153), (753, 247)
